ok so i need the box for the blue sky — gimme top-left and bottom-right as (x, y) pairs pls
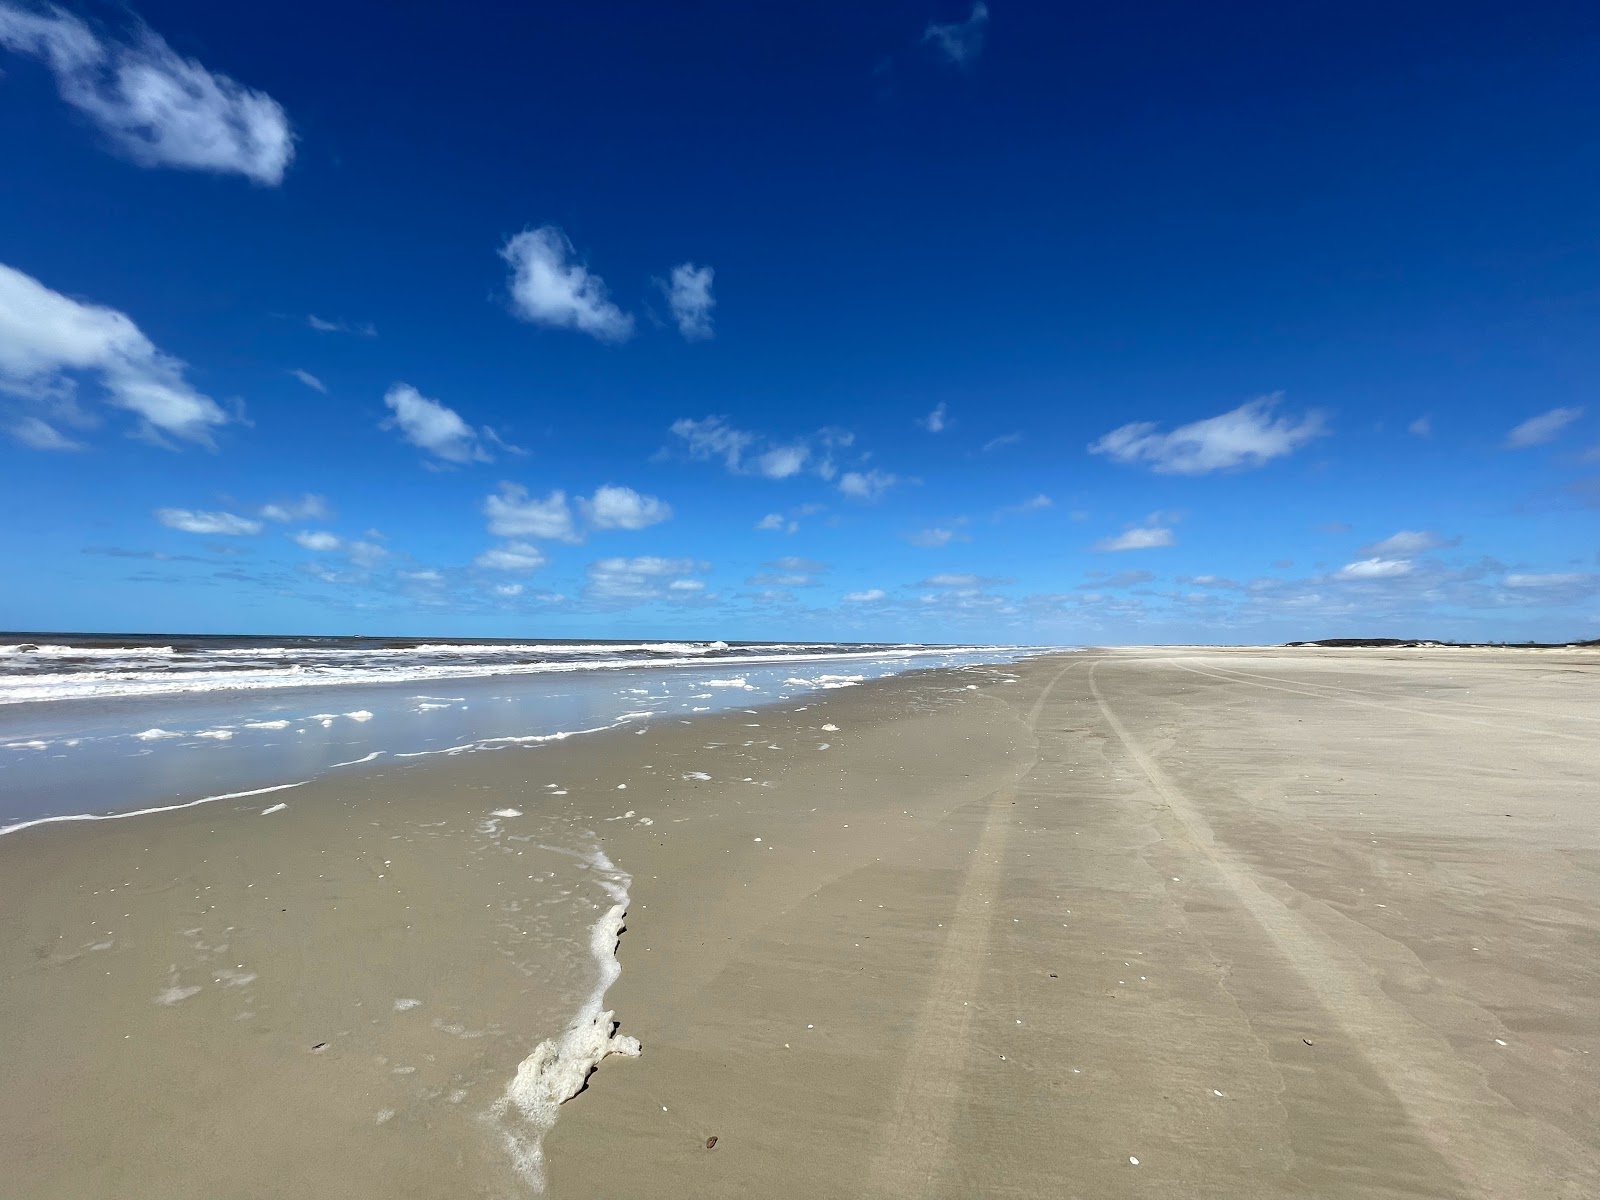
(1, 0), (1598, 643)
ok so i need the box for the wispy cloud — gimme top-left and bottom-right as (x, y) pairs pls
(474, 541), (547, 572)
(260, 494), (328, 523)
(382, 383), (498, 465)
(747, 555), (829, 588)
(289, 368), (326, 393)
(1361, 529), (1457, 556)
(1505, 407), (1582, 449)
(669, 416), (755, 472)
(0, 2), (293, 183)
(918, 402), (949, 433)
(997, 493), (1051, 518)
(1080, 570), (1154, 589)
(1095, 526), (1174, 552)
(586, 556), (707, 604)
(843, 588), (887, 603)
(918, 572), (998, 588)
(0, 262), (230, 448)
(156, 507), (262, 535)
(1408, 416), (1432, 437)
(667, 416), (862, 486)
(1504, 572), (1590, 588)
(1334, 557), (1413, 580)
(923, 3), (990, 67)
(660, 263), (714, 340)
(1090, 394), (1325, 474)
(7, 414), (83, 450)
(982, 432), (1022, 453)
(307, 315), (375, 337)
(908, 526), (965, 547)
(502, 226), (633, 342)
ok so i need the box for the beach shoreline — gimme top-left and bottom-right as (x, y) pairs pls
(2, 647), (1596, 1197)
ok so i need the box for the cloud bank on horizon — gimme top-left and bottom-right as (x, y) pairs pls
(0, 1), (1596, 644)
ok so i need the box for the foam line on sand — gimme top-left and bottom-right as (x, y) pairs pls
(486, 844), (641, 1192)
(0, 782), (308, 839)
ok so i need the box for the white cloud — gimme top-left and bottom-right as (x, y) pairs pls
(1362, 529), (1455, 556)
(921, 573), (983, 588)
(7, 415), (82, 450)
(660, 263), (714, 340)
(755, 512), (795, 533)
(923, 2), (990, 67)
(1408, 416), (1432, 437)
(1095, 526), (1175, 552)
(586, 556), (706, 603)
(0, 261), (229, 447)
(501, 226), (633, 342)
(838, 469), (897, 501)
(493, 582), (524, 597)
(475, 541), (547, 572)
(918, 402), (948, 433)
(1334, 557), (1413, 580)
(484, 484), (580, 542)
(382, 383), (494, 465)
(486, 482), (669, 542)
(291, 530), (340, 551)
(579, 485), (672, 531)
(156, 507), (262, 535)
(260, 494), (328, 522)
(755, 444), (810, 479)
(1089, 394), (1325, 474)
(290, 368), (326, 393)
(1505, 407), (1582, 449)
(843, 589), (887, 603)
(0, 3), (292, 183)
(347, 540), (386, 568)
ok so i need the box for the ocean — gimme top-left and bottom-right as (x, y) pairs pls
(0, 633), (1041, 830)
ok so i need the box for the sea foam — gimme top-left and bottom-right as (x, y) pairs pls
(487, 845), (639, 1191)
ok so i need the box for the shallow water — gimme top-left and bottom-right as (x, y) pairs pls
(0, 648), (1036, 829)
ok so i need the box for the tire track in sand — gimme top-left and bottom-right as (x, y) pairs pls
(865, 659), (1079, 1198)
(1089, 659), (1598, 1200)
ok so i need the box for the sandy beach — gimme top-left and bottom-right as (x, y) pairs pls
(2, 647), (1597, 1198)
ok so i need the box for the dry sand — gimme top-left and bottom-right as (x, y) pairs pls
(1, 648), (1596, 1198)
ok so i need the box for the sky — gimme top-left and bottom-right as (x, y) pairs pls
(1, 0), (1598, 644)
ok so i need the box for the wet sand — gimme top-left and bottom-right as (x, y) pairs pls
(2, 648), (1597, 1198)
